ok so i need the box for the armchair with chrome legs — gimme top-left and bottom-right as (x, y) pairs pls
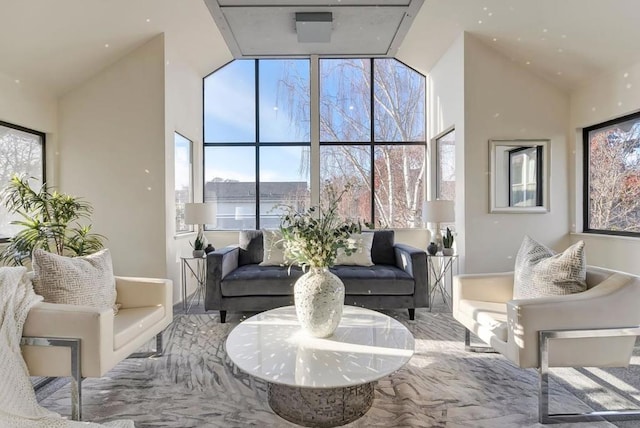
(20, 276), (173, 421)
(452, 267), (640, 424)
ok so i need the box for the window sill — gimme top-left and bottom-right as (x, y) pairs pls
(570, 232), (640, 242)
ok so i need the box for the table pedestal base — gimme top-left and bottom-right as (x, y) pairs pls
(268, 381), (375, 427)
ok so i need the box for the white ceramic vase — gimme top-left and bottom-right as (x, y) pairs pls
(294, 267), (345, 338)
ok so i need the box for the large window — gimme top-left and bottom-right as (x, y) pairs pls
(584, 111), (640, 235)
(0, 121), (45, 241)
(175, 132), (193, 234)
(203, 57), (425, 229)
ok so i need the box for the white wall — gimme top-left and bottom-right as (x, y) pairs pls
(58, 35), (166, 278)
(462, 33), (570, 273)
(0, 73), (58, 184)
(426, 34), (465, 267)
(568, 60), (640, 274)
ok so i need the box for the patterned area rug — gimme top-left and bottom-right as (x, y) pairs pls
(36, 306), (640, 428)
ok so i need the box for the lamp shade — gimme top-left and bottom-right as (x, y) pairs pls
(422, 200), (454, 224)
(184, 202), (217, 226)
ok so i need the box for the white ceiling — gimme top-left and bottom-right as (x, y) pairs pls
(1, 0), (640, 97)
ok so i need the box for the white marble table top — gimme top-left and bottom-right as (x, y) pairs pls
(225, 306), (415, 388)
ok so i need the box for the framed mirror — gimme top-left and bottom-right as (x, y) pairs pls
(489, 139), (550, 213)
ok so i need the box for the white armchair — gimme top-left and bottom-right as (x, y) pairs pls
(21, 276), (173, 421)
(452, 266), (640, 423)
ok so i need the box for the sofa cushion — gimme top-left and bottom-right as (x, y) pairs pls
(260, 229), (287, 266)
(222, 265), (304, 296)
(32, 248), (119, 314)
(331, 265), (414, 295)
(513, 236), (586, 299)
(371, 230), (395, 266)
(335, 232), (374, 266)
(458, 299), (508, 342)
(239, 230), (264, 266)
(113, 306), (164, 350)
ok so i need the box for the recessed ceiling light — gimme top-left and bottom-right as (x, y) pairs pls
(105, 43), (110, 48)
(146, 18), (151, 23)
(627, 83), (632, 89)
(478, 20), (483, 24)
(624, 72), (629, 78)
(492, 37), (497, 42)
(561, 34), (567, 38)
(525, 61), (531, 65)
(483, 6), (488, 11)
(14, 79), (20, 84)
(592, 107), (597, 111)
(618, 101), (623, 106)
(542, 28), (548, 33)
(488, 12), (493, 16)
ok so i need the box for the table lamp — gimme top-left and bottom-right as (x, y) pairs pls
(422, 200), (454, 250)
(184, 202), (217, 255)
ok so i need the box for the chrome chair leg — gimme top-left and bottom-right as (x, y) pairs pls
(21, 336), (82, 421)
(464, 328), (496, 353)
(129, 331), (164, 358)
(538, 326), (640, 424)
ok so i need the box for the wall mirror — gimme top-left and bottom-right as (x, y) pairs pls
(489, 139), (550, 213)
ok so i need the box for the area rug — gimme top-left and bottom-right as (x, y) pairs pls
(36, 307), (640, 428)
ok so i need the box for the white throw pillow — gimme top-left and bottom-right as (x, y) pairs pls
(334, 232), (374, 266)
(259, 230), (287, 266)
(513, 236), (586, 299)
(32, 248), (119, 313)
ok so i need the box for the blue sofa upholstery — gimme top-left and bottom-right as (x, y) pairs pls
(205, 230), (428, 322)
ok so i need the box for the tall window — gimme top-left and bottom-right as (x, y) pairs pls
(0, 121), (45, 241)
(584, 111), (640, 235)
(203, 57), (425, 229)
(175, 132), (193, 233)
(435, 128), (455, 200)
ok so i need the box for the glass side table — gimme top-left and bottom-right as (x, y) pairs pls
(181, 256), (207, 313)
(427, 254), (459, 311)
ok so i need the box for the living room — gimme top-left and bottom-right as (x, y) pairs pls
(2, 0), (640, 426)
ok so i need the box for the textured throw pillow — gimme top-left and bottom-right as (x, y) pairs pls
(32, 248), (119, 313)
(513, 236), (587, 299)
(334, 232), (374, 266)
(259, 229), (287, 266)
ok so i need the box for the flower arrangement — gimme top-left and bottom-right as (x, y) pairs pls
(279, 183), (362, 269)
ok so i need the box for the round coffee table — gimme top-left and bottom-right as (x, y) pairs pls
(225, 305), (414, 427)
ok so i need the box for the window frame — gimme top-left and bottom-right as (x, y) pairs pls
(434, 127), (455, 201)
(582, 110), (640, 237)
(203, 57), (426, 230)
(0, 120), (46, 243)
(174, 131), (194, 235)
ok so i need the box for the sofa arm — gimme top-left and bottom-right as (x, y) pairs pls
(22, 302), (114, 377)
(506, 273), (640, 369)
(453, 272), (514, 303)
(394, 243), (428, 307)
(205, 245), (239, 310)
(116, 276), (172, 310)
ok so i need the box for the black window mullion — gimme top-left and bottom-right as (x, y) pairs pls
(370, 58), (376, 226)
(255, 59), (261, 229)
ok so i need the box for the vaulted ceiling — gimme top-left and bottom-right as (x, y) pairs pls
(1, 0), (640, 97)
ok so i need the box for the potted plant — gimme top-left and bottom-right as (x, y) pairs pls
(279, 183), (362, 337)
(191, 230), (205, 258)
(0, 175), (105, 265)
(442, 227), (454, 256)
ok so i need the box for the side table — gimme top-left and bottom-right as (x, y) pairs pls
(181, 256), (206, 313)
(427, 254), (459, 311)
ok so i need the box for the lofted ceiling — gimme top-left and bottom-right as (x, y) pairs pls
(1, 0), (640, 97)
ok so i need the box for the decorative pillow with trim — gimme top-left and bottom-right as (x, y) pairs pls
(334, 232), (375, 266)
(513, 236), (586, 299)
(32, 248), (119, 313)
(259, 229), (288, 266)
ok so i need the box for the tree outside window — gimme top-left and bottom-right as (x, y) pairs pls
(584, 111), (640, 235)
(0, 121), (45, 241)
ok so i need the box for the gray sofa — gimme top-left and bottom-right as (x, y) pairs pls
(205, 229), (428, 322)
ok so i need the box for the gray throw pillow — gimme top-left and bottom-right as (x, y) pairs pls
(238, 230), (263, 265)
(513, 236), (586, 299)
(32, 248), (119, 313)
